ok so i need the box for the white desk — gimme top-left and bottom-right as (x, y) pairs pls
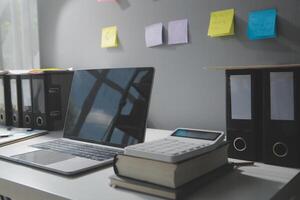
(0, 129), (299, 200)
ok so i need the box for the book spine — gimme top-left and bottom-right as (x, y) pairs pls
(113, 144), (229, 189)
(113, 154), (121, 177)
(115, 154), (178, 188)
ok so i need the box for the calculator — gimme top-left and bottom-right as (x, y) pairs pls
(124, 128), (225, 163)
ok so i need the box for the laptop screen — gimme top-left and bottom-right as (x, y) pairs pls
(63, 67), (154, 148)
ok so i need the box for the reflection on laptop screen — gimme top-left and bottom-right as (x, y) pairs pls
(64, 67), (154, 148)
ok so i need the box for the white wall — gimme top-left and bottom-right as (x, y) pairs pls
(37, 0), (300, 131)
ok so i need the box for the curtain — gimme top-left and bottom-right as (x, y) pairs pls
(0, 0), (40, 70)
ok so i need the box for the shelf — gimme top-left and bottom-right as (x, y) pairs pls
(203, 63), (300, 70)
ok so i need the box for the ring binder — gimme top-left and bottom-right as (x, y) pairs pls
(31, 71), (73, 130)
(262, 68), (300, 168)
(226, 69), (262, 161)
(0, 75), (12, 126)
(9, 75), (23, 128)
(21, 74), (33, 128)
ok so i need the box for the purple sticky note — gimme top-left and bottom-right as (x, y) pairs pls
(145, 23), (163, 48)
(168, 19), (188, 45)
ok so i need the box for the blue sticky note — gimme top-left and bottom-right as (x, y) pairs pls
(247, 9), (277, 40)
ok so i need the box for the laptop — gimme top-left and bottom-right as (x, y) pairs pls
(0, 67), (154, 175)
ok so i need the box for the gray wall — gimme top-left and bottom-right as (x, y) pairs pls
(37, 0), (300, 131)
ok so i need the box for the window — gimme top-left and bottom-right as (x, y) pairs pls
(0, 0), (39, 69)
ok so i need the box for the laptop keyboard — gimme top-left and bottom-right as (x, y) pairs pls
(31, 139), (124, 161)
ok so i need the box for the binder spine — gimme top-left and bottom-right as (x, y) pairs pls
(10, 75), (23, 127)
(44, 71), (73, 130)
(226, 69), (262, 161)
(31, 71), (73, 130)
(0, 75), (12, 126)
(32, 74), (47, 130)
(262, 68), (300, 168)
(21, 75), (33, 128)
(113, 154), (120, 177)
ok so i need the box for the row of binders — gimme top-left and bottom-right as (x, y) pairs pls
(226, 67), (300, 168)
(0, 70), (73, 130)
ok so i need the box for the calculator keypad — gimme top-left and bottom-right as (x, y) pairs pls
(125, 138), (212, 163)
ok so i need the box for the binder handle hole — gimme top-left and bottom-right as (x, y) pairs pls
(0, 114), (3, 121)
(273, 142), (288, 158)
(36, 117), (43, 126)
(25, 115), (31, 124)
(13, 115), (17, 123)
(233, 137), (247, 152)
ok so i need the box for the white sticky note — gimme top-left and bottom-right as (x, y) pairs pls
(168, 19), (188, 45)
(145, 23), (163, 48)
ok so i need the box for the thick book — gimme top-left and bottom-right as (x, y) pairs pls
(110, 163), (233, 200)
(113, 142), (229, 188)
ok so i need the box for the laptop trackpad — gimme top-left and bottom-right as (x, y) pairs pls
(11, 150), (75, 165)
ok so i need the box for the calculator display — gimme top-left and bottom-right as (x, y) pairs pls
(171, 129), (221, 141)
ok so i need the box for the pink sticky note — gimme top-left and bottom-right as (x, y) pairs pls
(97, 0), (116, 2)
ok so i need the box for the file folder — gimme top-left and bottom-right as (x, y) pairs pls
(20, 75), (33, 128)
(226, 69), (262, 161)
(262, 68), (300, 167)
(32, 74), (46, 129)
(0, 75), (12, 126)
(9, 75), (23, 127)
(31, 71), (73, 130)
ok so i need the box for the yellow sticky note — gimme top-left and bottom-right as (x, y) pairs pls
(208, 9), (235, 37)
(101, 26), (118, 48)
(29, 68), (66, 74)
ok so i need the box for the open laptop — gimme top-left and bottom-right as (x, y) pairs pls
(0, 67), (154, 175)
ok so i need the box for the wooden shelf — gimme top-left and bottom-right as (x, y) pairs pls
(203, 63), (300, 70)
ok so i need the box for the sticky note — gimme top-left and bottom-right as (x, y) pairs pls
(168, 19), (189, 45)
(145, 23), (163, 48)
(248, 9), (277, 40)
(208, 9), (235, 37)
(101, 26), (118, 48)
(97, 0), (116, 2)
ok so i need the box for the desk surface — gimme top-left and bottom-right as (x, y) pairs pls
(0, 129), (299, 200)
